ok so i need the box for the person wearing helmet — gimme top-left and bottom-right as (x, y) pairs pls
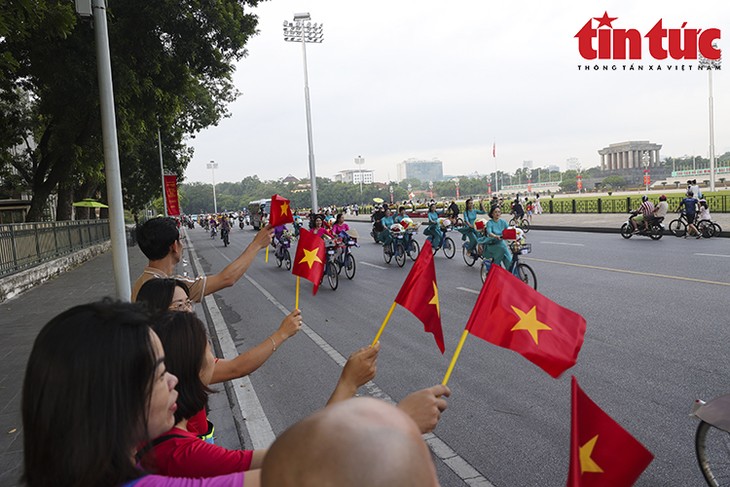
(631, 195), (655, 233)
(653, 195), (669, 221)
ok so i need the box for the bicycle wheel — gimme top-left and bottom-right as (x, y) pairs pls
(669, 219), (686, 237)
(463, 245), (478, 266)
(395, 242), (406, 267)
(713, 223), (722, 236)
(520, 219), (530, 233)
(480, 260), (492, 283)
(408, 240), (420, 261)
(442, 237), (456, 259)
(515, 263), (537, 290)
(699, 220), (716, 239)
(383, 244), (392, 264)
(345, 254), (356, 279)
(695, 420), (730, 487)
(327, 262), (339, 290)
(508, 218), (516, 227)
(620, 223), (633, 239)
(284, 249), (291, 271)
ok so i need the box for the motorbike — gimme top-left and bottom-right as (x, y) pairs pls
(220, 227), (230, 247)
(690, 393), (730, 486)
(620, 211), (664, 240)
(370, 220), (385, 243)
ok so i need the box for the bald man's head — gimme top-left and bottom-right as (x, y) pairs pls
(262, 397), (439, 487)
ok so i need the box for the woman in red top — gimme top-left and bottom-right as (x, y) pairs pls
(140, 312), (266, 477)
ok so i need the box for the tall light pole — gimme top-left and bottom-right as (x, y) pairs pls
(284, 13), (323, 212)
(699, 45), (721, 193)
(207, 161), (218, 214)
(354, 155), (365, 196)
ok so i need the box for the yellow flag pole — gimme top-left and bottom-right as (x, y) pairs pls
(442, 329), (470, 386)
(294, 276), (300, 310)
(265, 246), (269, 263)
(371, 302), (397, 347)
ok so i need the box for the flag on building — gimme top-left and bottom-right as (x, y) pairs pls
(567, 376), (654, 486)
(291, 228), (325, 295)
(269, 194), (294, 227)
(465, 264), (586, 378)
(393, 240), (445, 353)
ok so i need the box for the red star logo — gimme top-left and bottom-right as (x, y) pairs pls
(593, 11), (617, 28)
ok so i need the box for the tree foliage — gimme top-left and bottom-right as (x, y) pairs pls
(0, 0), (263, 221)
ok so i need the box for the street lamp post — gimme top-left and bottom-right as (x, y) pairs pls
(207, 161), (218, 214)
(284, 13), (323, 212)
(354, 155), (365, 197)
(699, 45), (721, 193)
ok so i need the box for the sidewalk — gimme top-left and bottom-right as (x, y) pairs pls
(0, 244), (241, 486)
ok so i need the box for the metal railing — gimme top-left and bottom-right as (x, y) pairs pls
(0, 220), (111, 278)
(540, 195), (727, 214)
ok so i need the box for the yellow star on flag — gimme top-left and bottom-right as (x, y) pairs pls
(280, 201), (289, 216)
(510, 305), (552, 345)
(428, 281), (440, 317)
(579, 435), (604, 474)
(298, 247), (322, 269)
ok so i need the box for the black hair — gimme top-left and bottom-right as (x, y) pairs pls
(136, 217), (180, 261)
(150, 312), (211, 424)
(335, 213), (344, 224)
(398, 206), (406, 213)
(22, 300), (157, 486)
(137, 278), (190, 315)
(489, 205), (501, 218)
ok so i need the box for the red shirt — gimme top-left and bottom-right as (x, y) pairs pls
(140, 427), (253, 477)
(187, 409), (208, 437)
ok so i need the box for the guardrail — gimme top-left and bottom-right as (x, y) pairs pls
(542, 195), (727, 214)
(0, 220), (110, 278)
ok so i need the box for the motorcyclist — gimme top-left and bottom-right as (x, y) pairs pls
(631, 195), (654, 233)
(653, 195), (669, 221)
(220, 214), (231, 246)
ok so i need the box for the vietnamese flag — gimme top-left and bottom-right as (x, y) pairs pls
(269, 194), (294, 227)
(291, 228), (325, 295)
(394, 240), (445, 353)
(466, 263), (586, 378)
(567, 376), (654, 486)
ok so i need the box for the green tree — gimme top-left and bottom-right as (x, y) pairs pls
(602, 175), (626, 189)
(1, 0), (263, 221)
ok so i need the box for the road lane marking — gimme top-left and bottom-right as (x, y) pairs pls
(360, 261), (387, 270)
(525, 257), (730, 287)
(457, 286), (480, 295)
(184, 230), (276, 449)
(241, 266), (493, 486)
(539, 241), (585, 247)
(694, 253), (730, 258)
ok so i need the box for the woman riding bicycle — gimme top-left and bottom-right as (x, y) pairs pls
(482, 206), (513, 269)
(423, 203), (443, 249)
(332, 213), (350, 238)
(376, 207), (395, 246)
(460, 198), (486, 253)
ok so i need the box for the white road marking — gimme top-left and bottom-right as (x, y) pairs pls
(457, 286), (480, 295)
(539, 241), (585, 246)
(360, 261), (388, 270)
(694, 253), (730, 258)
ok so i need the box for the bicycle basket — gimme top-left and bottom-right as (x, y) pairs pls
(512, 242), (531, 255)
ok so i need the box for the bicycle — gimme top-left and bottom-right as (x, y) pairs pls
(697, 219), (722, 239)
(508, 215), (531, 233)
(273, 234), (292, 270)
(456, 226), (481, 267)
(334, 233), (358, 280)
(403, 227), (420, 261)
(220, 227), (230, 247)
(480, 241), (537, 289)
(690, 393), (730, 486)
(383, 230), (407, 267)
(321, 238), (339, 290)
(668, 211), (696, 237)
(425, 222), (455, 259)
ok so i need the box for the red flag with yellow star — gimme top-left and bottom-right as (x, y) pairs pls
(567, 376), (653, 486)
(269, 194), (294, 227)
(291, 228), (325, 295)
(466, 263), (586, 378)
(394, 240), (445, 353)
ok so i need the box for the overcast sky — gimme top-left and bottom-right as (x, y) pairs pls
(182, 0), (728, 185)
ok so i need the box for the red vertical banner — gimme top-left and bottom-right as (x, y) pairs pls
(576, 175), (583, 192)
(164, 175), (180, 216)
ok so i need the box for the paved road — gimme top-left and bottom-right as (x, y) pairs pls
(188, 221), (730, 486)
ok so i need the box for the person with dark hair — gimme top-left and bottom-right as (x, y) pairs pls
(139, 312), (266, 477)
(136, 278), (302, 393)
(132, 216), (273, 302)
(678, 191), (700, 238)
(261, 397), (440, 487)
(22, 300), (252, 486)
(482, 206), (512, 269)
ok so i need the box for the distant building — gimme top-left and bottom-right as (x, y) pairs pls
(280, 174), (300, 185)
(598, 141), (662, 171)
(334, 169), (374, 184)
(396, 159), (444, 182)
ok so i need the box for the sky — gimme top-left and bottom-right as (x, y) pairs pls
(183, 0), (728, 185)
